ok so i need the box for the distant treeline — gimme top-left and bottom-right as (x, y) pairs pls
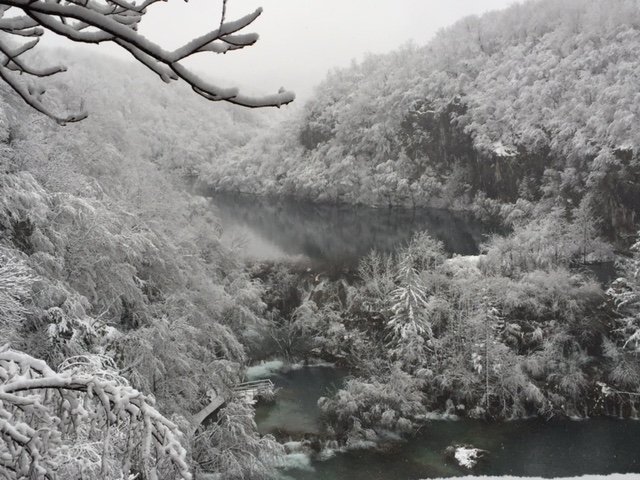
(200, 0), (640, 244)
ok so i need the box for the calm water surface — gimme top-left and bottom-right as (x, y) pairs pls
(251, 363), (347, 437)
(249, 363), (640, 480)
(222, 192), (632, 479)
(208, 193), (494, 265)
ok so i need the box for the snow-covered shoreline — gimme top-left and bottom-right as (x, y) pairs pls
(427, 476), (637, 480)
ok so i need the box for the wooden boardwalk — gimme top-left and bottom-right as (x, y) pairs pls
(192, 390), (226, 426)
(233, 379), (274, 402)
(193, 379), (275, 427)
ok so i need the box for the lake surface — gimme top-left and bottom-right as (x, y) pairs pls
(208, 192), (494, 266)
(248, 362), (640, 480)
(248, 361), (347, 437)
(294, 418), (640, 480)
(222, 192), (631, 479)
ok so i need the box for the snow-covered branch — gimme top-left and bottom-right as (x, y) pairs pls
(0, 349), (192, 479)
(0, 0), (294, 124)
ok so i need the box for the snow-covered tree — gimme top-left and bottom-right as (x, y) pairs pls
(608, 233), (640, 353)
(192, 402), (283, 480)
(0, 348), (191, 479)
(388, 264), (431, 341)
(0, 252), (32, 345)
(0, 0), (294, 123)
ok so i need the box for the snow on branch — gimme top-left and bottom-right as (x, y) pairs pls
(0, 0), (294, 124)
(0, 348), (192, 479)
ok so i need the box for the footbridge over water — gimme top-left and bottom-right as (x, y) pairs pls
(193, 379), (275, 426)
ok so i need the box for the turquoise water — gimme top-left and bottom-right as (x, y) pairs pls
(284, 417), (640, 479)
(250, 363), (640, 480)
(252, 363), (347, 437)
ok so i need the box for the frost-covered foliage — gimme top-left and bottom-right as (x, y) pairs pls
(201, 0), (640, 239)
(0, 252), (33, 343)
(201, 46), (427, 206)
(606, 233), (640, 389)
(0, 52), (279, 478)
(192, 402), (284, 480)
(481, 203), (613, 275)
(0, 348), (190, 479)
(314, 230), (632, 439)
(319, 367), (426, 446)
(2, 50), (271, 182)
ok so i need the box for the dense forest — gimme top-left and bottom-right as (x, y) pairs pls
(200, 0), (639, 244)
(259, 233), (639, 437)
(2, 0), (640, 478)
(201, 0), (640, 460)
(0, 51), (286, 478)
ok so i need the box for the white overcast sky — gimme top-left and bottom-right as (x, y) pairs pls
(45, 0), (524, 102)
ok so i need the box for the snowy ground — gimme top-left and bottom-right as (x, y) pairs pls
(429, 476), (636, 480)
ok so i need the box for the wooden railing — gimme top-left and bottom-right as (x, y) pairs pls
(233, 379), (274, 395)
(193, 379), (275, 427)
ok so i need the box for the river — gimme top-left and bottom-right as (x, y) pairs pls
(247, 362), (640, 480)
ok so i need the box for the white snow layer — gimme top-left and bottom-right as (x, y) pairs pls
(282, 452), (315, 472)
(424, 476), (635, 480)
(492, 141), (517, 157)
(245, 360), (284, 380)
(454, 446), (485, 469)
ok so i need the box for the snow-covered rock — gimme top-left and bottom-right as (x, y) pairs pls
(444, 444), (488, 469)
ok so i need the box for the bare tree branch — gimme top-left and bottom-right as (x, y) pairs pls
(0, 40), (66, 76)
(0, 0), (295, 124)
(0, 63), (87, 124)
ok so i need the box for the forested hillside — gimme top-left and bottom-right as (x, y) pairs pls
(200, 0), (640, 242)
(0, 51), (284, 479)
(4, 0), (640, 477)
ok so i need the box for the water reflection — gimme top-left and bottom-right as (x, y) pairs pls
(252, 364), (347, 437)
(282, 417), (640, 479)
(207, 192), (495, 266)
(250, 362), (640, 479)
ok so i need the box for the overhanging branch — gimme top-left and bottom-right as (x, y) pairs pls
(0, 0), (294, 123)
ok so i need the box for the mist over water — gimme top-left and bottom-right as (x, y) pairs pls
(209, 193), (494, 266)
(217, 193), (636, 479)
